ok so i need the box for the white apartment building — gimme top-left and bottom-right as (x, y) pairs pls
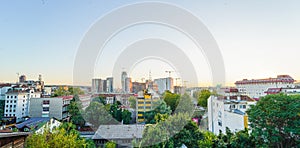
(235, 75), (294, 99)
(153, 77), (174, 94)
(207, 94), (256, 135)
(4, 89), (41, 122)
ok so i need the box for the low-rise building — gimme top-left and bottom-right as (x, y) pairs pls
(92, 124), (144, 147)
(235, 75), (294, 99)
(4, 89), (41, 122)
(208, 94), (256, 135)
(29, 96), (72, 121)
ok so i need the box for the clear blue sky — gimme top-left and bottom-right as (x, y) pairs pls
(1, 0), (300, 86)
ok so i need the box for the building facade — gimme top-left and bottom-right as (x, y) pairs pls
(153, 77), (174, 94)
(207, 93), (256, 135)
(235, 75), (294, 98)
(4, 89), (41, 122)
(29, 96), (72, 120)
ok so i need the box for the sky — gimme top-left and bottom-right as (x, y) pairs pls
(1, 0), (300, 87)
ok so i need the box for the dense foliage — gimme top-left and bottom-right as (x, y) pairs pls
(247, 94), (300, 147)
(25, 123), (95, 148)
(197, 89), (211, 107)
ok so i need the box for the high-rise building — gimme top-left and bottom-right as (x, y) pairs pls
(132, 82), (146, 94)
(106, 77), (114, 93)
(125, 77), (132, 93)
(153, 77), (174, 94)
(121, 71), (128, 92)
(92, 79), (101, 93)
(19, 75), (26, 83)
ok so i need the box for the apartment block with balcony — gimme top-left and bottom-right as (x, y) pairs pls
(29, 96), (72, 121)
(207, 88), (256, 135)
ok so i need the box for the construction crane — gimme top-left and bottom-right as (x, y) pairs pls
(165, 70), (174, 78)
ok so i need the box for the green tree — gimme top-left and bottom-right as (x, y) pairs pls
(52, 87), (70, 97)
(0, 100), (5, 120)
(69, 87), (85, 95)
(163, 91), (180, 112)
(198, 131), (217, 147)
(128, 96), (137, 109)
(197, 90), (211, 107)
(247, 94), (300, 147)
(85, 102), (117, 127)
(68, 95), (85, 127)
(121, 109), (132, 124)
(144, 100), (171, 124)
(140, 112), (193, 147)
(26, 123), (95, 148)
(174, 93), (194, 116)
(105, 141), (116, 148)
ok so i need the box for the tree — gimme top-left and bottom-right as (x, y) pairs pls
(174, 93), (194, 116)
(128, 96), (137, 109)
(197, 90), (211, 107)
(68, 95), (85, 127)
(247, 94), (300, 147)
(68, 87), (84, 95)
(25, 123), (94, 148)
(121, 109), (132, 124)
(140, 113), (200, 147)
(144, 100), (171, 124)
(85, 102), (118, 128)
(163, 91), (180, 112)
(105, 141), (116, 148)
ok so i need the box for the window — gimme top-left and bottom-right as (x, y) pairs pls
(43, 100), (50, 104)
(218, 119), (222, 126)
(10, 101), (12, 103)
(13, 110), (15, 112)
(6, 110), (8, 112)
(14, 100), (16, 103)
(14, 96), (17, 98)
(10, 96), (13, 98)
(7, 96), (9, 99)
(43, 107), (49, 111)
(6, 101), (8, 103)
(14, 105), (16, 108)
(10, 105), (12, 108)
(6, 105), (8, 107)
(23, 100), (25, 102)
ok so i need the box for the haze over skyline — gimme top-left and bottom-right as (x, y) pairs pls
(1, 0), (300, 86)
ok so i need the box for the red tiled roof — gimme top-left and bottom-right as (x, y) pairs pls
(218, 95), (256, 102)
(235, 75), (294, 85)
(265, 88), (282, 94)
(224, 87), (239, 93)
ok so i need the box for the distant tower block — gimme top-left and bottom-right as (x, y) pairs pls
(19, 75), (27, 83)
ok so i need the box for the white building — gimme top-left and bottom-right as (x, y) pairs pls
(235, 75), (294, 99)
(121, 71), (128, 92)
(153, 77), (174, 94)
(4, 89), (41, 122)
(207, 94), (256, 135)
(0, 84), (12, 100)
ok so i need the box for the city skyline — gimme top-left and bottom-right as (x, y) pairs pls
(1, 1), (300, 86)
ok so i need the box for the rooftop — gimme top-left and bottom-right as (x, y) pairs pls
(92, 124), (144, 140)
(235, 75), (294, 85)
